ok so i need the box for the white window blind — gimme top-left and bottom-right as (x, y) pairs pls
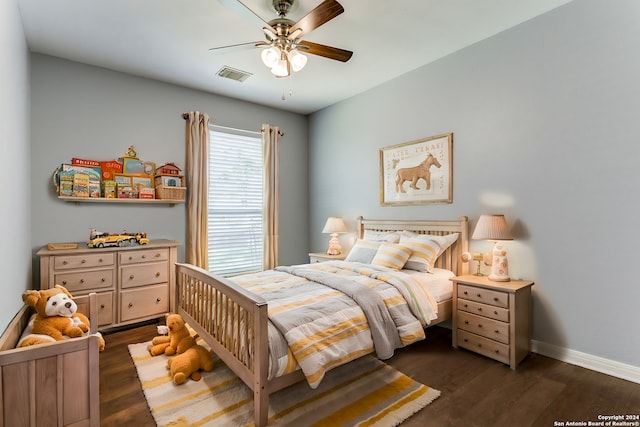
(208, 128), (263, 277)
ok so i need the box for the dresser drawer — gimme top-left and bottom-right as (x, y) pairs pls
(120, 262), (168, 289)
(458, 284), (509, 308)
(54, 253), (115, 270)
(457, 310), (510, 344)
(74, 291), (115, 327)
(120, 284), (169, 322)
(458, 299), (510, 322)
(55, 269), (114, 293)
(457, 329), (510, 364)
(119, 248), (169, 265)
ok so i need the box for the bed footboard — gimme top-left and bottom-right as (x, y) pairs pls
(175, 263), (270, 427)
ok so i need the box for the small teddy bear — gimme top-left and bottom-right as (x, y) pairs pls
(148, 313), (192, 356)
(20, 284), (105, 351)
(166, 335), (215, 385)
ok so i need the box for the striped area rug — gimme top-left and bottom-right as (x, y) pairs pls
(129, 340), (440, 427)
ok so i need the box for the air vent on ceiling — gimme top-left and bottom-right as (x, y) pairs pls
(216, 66), (252, 82)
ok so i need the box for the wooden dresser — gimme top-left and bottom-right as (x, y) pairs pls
(451, 275), (534, 369)
(37, 240), (180, 330)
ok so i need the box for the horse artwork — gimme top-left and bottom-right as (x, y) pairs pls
(380, 132), (453, 205)
(395, 153), (442, 193)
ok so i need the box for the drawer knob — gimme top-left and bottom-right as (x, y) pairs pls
(62, 280), (67, 285)
(463, 304), (468, 308)
(478, 324), (483, 328)
(477, 307), (482, 312)
(494, 297), (499, 302)
(156, 298), (161, 303)
(495, 350), (500, 354)
(101, 278), (105, 282)
(129, 275), (135, 280)
(464, 320), (469, 324)
(477, 293), (481, 298)
(463, 291), (468, 295)
(478, 343), (483, 348)
(464, 338), (468, 343)
(155, 253), (161, 258)
(128, 303), (133, 308)
(99, 258), (103, 263)
(81, 259), (86, 264)
(494, 311), (498, 315)
(155, 272), (160, 277)
(63, 261), (68, 265)
(80, 279), (85, 284)
(142, 255), (147, 259)
(494, 330), (499, 334)
(100, 304), (105, 309)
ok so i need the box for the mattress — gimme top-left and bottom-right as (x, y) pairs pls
(402, 267), (455, 303)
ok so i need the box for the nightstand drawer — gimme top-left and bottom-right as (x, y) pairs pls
(458, 299), (510, 322)
(458, 284), (509, 308)
(457, 311), (510, 344)
(458, 330), (510, 365)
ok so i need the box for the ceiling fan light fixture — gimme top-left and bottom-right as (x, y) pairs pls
(271, 58), (290, 77)
(261, 46), (280, 68)
(288, 49), (307, 72)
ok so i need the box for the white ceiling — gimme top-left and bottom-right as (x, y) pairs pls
(17, 0), (573, 115)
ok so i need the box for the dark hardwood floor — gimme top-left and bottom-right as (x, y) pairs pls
(99, 323), (640, 426)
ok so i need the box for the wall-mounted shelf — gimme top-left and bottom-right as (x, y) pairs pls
(58, 196), (184, 206)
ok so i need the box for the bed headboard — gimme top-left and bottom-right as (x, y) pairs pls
(356, 216), (469, 276)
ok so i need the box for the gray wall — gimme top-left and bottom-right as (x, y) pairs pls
(1, 0), (31, 329)
(309, 0), (640, 371)
(29, 54), (310, 280)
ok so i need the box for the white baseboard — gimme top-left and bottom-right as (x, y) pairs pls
(531, 340), (640, 385)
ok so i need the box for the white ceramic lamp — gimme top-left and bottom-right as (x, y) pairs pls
(471, 214), (513, 281)
(322, 217), (347, 255)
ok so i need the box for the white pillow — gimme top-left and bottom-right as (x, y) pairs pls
(363, 230), (401, 243)
(345, 240), (382, 264)
(399, 232), (459, 272)
(371, 243), (412, 270)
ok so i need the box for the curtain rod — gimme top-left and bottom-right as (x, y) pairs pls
(182, 113), (283, 136)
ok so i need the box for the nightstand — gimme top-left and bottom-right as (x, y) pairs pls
(451, 275), (534, 369)
(308, 252), (347, 263)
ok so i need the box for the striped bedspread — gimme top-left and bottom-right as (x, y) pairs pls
(229, 261), (439, 389)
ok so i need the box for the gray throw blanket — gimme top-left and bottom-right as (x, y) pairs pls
(275, 266), (401, 359)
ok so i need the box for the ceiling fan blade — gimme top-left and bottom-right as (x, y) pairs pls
(209, 41), (265, 54)
(218, 0), (277, 33)
(288, 0), (344, 37)
(298, 40), (352, 62)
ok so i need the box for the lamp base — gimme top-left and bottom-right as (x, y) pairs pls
(326, 233), (342, 256)
(489, 242), (510, 282)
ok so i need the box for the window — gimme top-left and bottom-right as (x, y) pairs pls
(208, 128), (263, 277)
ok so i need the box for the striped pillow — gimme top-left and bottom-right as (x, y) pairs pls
(400, 232), (459, 272)
(371, 243), (413, 270)
(345, 240), (382, 264)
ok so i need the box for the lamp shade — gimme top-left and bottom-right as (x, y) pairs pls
(322, 217), (347, 234)
(471, 214), (513, 241)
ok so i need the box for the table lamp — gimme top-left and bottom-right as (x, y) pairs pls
(322, 217), (348, 255)
(471, 214), (513, 281)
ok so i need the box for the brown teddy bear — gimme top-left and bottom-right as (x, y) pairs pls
(166, 335), (214, 385)
(20, 284), (105, 351)
(148, 313), (192, 356)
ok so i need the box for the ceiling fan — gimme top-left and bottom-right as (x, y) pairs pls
(212, 0), (353, 77)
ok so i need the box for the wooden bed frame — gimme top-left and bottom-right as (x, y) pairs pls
(176, 216), (469, 427)
(0, 293), (101, 427)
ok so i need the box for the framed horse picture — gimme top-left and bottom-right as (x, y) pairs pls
(379, 132), (453, 206)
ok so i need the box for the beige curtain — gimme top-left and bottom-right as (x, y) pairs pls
(262, 124), (281, 270)
(184, 111), (210, 269)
